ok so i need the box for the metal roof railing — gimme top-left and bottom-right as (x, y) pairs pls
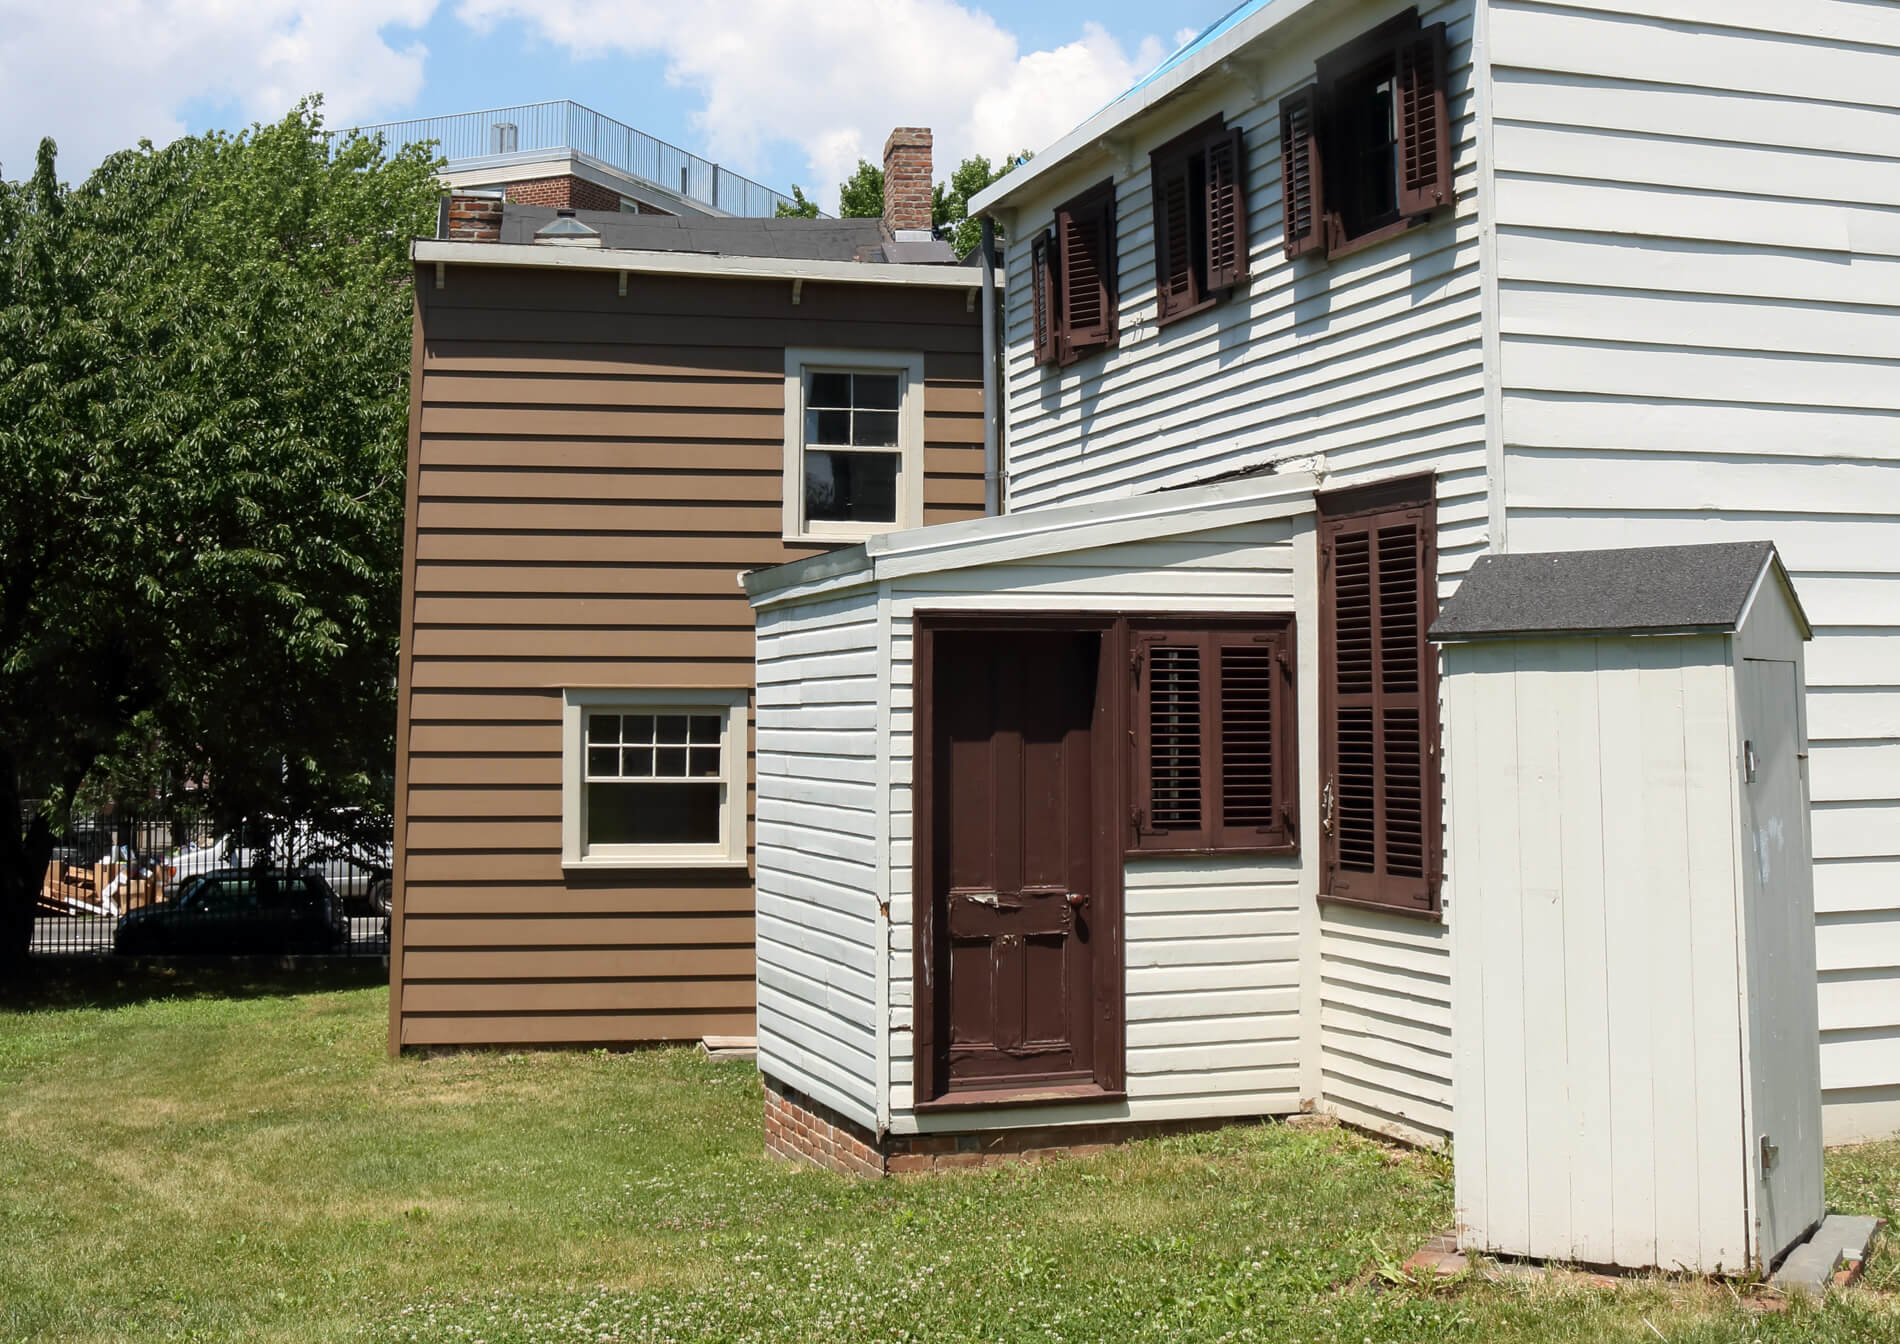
(349, 100), (802, 218)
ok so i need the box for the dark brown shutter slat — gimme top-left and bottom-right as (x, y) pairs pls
(1058, 190), (1118, 353)
(1151, 154), (1197, 322)
(1320, 485), (1440, 914)
(1147, 641), (1204, 836)
(1396, 22), (1452, 217)
(1203, 126), (1249, 290)
(1280, 85), (1326, 259)
(1030, 230), (1059, 366)
(1217, 640), (1275, 836)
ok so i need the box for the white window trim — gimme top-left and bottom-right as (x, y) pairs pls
(561, 687), (750, 870)
(782, 347), (927, 544)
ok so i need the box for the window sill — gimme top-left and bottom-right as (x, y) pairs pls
(784, 529), (901, 547)
(1317, 890), (1443, 923)
(562, 856), (751, 872)
(1324, 214), (1429, 262)
(1154, 295), (1220, 329)
(1127, 844), (1298, 860)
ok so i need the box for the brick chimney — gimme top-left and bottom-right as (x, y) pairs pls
(882, 127), (933, 240)
(444, 191), (503, 242)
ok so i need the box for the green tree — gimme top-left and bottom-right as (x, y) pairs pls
(836, 160), (885, 219)
(773, 185), (821, 219)
(932, 151), (1032, 258)
(0, 100), (440, 969)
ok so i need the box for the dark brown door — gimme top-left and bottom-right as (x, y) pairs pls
(929, 630), (1101, 1094)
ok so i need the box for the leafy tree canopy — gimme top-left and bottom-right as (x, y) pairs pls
(0, 98), (440, 967)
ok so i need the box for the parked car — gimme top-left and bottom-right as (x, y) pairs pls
(114, 869), (347, 956)
(167, 823), (393, 915)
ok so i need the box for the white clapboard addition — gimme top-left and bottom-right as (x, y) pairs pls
(750, 475), (1325, 1139)
(1487, 0), (1900, 1140)
(978, 0), (1485, 1148)
(1437, 544), (1822, 1273)
(752, 592), (886, 1130)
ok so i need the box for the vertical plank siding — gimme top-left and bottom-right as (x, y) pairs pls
(395, 265), (980, 1048)
(1450, 635), (1750, 1269)
(883, 519), (1309, 1129)
(1489, 0), (1900, 1139)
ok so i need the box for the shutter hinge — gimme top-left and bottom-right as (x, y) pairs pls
(1129, 804), (1146, 838)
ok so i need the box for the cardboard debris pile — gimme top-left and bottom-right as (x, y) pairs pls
(37, 861), (170, 918)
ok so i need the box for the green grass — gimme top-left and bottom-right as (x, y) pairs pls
(3, 965), (1899, 1342)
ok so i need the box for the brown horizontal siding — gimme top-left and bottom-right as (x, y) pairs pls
(401, 1011), (757, 1047)
(395, 260), (981, 1049)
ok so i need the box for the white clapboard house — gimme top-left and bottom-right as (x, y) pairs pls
(742, 0), (1899, 1211)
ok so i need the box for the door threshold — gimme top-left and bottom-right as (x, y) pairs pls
(912, 1083), (1127, 1114)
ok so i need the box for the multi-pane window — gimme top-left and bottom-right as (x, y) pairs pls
(803, 370), (902, 526)
(783, 351), (923, 541)
(584, 711), (724, 847)
(562, 690), (747, 866)
(1130, 621), (1297, 854)
(1281, 9), (1451, 259)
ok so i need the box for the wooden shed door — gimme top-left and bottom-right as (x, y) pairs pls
(928, 630), (1102, 1095)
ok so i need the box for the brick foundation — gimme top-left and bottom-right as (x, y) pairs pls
(763, 1076), (1261, 1177)
(504, 174), (624, 213)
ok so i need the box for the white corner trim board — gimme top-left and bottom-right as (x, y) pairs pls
(412, 239), (999, 291)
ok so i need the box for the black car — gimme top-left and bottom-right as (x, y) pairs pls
(114, 869), (347, 956)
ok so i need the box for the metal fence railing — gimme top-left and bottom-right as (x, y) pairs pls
(25, 811), (390, 958)
(348, 100), (805, 218)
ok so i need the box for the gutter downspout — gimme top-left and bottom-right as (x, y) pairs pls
(979, 216), (1002, 517)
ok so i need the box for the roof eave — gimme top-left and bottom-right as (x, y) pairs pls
(967, 0), (1323, 217)
(411, 239), (995, 289)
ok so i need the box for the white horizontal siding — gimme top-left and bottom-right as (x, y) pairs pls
(753, 593), (884, 1129)
(884, 517), (1313, 1129)
(1491, 0), (1900, 1140)
(996, 0), (1486, 537)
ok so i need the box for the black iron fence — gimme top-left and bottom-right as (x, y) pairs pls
(26, 811), (390, 958)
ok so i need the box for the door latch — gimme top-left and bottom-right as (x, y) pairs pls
(1744, 740), (1758, 784)
(1760, 1133), (1778, 1172)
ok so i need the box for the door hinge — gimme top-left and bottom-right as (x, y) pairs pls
(1760, 1133), (1778, 1172)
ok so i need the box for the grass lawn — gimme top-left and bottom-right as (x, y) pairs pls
(4, 967), (1900, 1342)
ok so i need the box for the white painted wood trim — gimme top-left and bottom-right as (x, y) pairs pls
(781, 348), (927, 544)
(412, 239), (999, 289)
(560, 687), (749, 868)
(874, 577), (895, 1137)
(1474, 0), (1507, 554)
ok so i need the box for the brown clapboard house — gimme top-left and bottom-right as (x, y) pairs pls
(389, 128), (989, 1051)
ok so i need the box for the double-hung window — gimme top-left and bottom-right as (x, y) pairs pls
(1281, 9), (1451, 260)
(1130, 620), (1298, 855)
(783, 349), (925, 542)
(1150, 118), (1250, 326)
(561, 688), (748, 868)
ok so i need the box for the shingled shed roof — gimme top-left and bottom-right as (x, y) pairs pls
(1429, 541), (1810, 643)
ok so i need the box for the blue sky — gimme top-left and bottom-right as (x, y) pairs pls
(3, 1), (1238, 212)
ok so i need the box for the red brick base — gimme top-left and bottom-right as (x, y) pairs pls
(762, 1076), (1260, 1177)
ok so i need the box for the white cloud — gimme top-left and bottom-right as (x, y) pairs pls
(454, 0), (1167, 211)
(0, 0), (438, 183)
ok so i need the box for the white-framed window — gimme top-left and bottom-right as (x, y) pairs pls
(561, 688), (749, 869)
(782, 347), (926, 542)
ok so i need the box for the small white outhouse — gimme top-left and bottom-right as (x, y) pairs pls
(1431, 541), (1822, 1274)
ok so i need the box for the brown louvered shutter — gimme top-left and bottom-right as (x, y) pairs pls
(1211, 628), (1292, 850)
(1057, 184), (1117, 357)
(1030, 230), (1059, 366)
(1132, 624), (1296, 854)
(1395, 22), (1451, 217)
(1134, 633), (1206, 849)
(1319, 481), (1440, 914)
(1203, 125), (1249, 291)
(1150, 152), (1199, 323)
(1280, 85), (1326, 259)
